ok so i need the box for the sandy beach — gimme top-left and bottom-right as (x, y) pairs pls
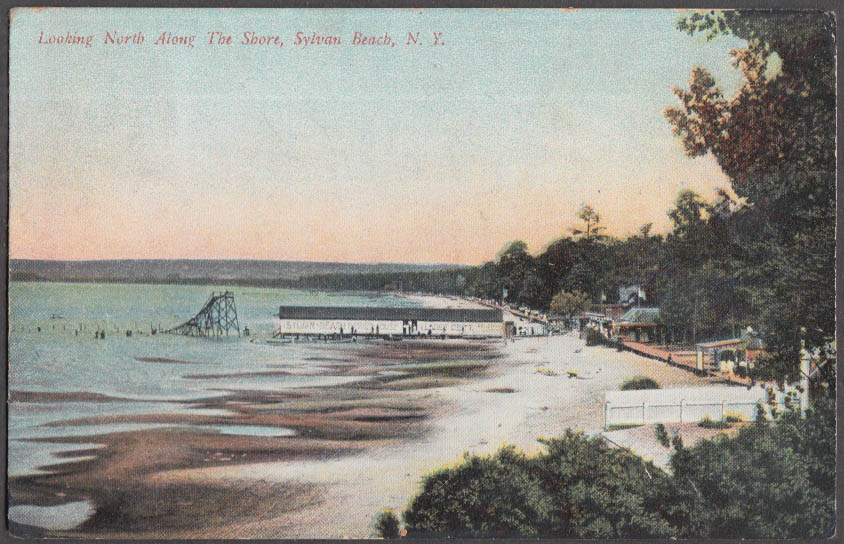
(217, 333), (711, 539)
(10, 327), (714, 539)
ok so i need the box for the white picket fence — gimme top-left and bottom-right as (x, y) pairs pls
(603, 386), (777, 427)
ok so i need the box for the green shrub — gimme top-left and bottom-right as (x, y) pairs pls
(402, 445), (547, 537)
(620, 376), (660, 390)
(670, 400), (835, 538)
(754, 402), (767, 423)
(606, 423), (643, 431)
(402, 431), (673, 538)
(697, 416), (731, 429)
(585, 327), (604, 346)
(375, 510), (400, 539)
(724, 412), (744, 423)
(392, 401), (835, 539)
(654, 423), (670, 447)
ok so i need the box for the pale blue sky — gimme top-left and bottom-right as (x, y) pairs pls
(10, 9), (746, 264)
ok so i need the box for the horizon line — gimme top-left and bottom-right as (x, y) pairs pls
(9, 257), (472, 267)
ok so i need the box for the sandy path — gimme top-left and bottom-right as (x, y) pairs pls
(152, 333), (711, 538)
(398, 293), (487, 309)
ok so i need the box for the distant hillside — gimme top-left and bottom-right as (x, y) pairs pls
(9, 259), (465, 285)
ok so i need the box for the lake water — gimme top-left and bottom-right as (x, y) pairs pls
(7, 282), (426, 477)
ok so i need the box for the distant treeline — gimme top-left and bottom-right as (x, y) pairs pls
(290, 269), (472, 294)
(9, 258), (459, 283)
(9, 268), (473, 293)
(9, 272), (299, 288)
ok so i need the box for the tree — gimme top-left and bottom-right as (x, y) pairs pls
(468, 261), (503, 301)
(391, 402), (835, 539)
(571, 205), (607, 240)
(656, 189), (753, 344)
(402, 446), (550, 538)
(658, 191), (717, 343)
(565, 207), (615, 304)
(532, 432), (673, 538)
(536, 237), (578, 290)
(495, 240), (534, 304)
(375, 510), (401, 539)
(402, 432), (674, 538)
(518, 270), (548, 310)
(666, 400), (835, 538)
(496, 240), (530, 261)
(665, 10), (835, 383)
(612, 224), (665, 307)
(667, 191), (709, 253)
(549, 289), (588, 321)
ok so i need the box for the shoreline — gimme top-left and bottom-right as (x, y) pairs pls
(10, 333), (717, 538)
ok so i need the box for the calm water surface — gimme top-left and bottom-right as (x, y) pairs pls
(8, 281), (423, 476)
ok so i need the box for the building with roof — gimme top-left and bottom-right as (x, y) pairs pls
(695, 331), (765, 374)
(587, 303), (628, 322)
(613, 307), (664, 343)
(276, 306), (504, 338)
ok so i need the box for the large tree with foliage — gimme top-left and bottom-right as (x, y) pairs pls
(664, 10), (835, 383)
(666, 400), (835, 538)
(535, 236), (578, 298)
(389, 400), (834, 539)
(613, 223), (665, 299)
(402, 432), (674, 538)
(549, 289), (589, 320)
(495, 240), (534, 303)
(656, 189), (750, 343)
(659, 190), (713, 343)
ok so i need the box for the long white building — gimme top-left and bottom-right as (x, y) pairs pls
(276, 306), (504, 338)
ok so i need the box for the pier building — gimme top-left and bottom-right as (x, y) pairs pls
(276, 306), (504, 338)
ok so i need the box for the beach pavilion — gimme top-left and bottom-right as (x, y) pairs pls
(276, 306), (504, 338)
(613, 307), (664, 344)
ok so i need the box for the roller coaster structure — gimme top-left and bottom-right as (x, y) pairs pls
(167, 291), (240, 337)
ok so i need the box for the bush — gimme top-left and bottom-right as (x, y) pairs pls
(375, 510), (400, 539)
(754, 402), (768, 423)
(606, 423), (643, 431)
(402, 445), (548, 537)
(392, 401), (835, 539)
(401, 431), (673, 538)
(724, 412), (744, 423)
(697, 416), (731, 429)
(585, 327), (604, 346)
(620, 376), (660, 390)
(670, 400), (835, 538)
(654, 423), (670, 447)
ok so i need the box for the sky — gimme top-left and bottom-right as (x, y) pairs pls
(9, 9), (748, 265)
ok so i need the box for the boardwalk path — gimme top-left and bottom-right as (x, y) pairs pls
(620, 341), (752, 386)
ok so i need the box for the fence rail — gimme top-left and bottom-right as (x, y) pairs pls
(603, 386), (782, 427)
